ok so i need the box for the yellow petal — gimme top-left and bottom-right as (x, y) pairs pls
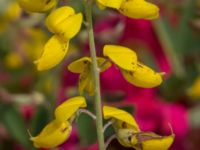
(103, 106), (140, 132)
(119, 0), (159, 19)
(68, 57), (92, 73)
(97, 0), (123, 9)
(56, 13), (83, 40)
(45, 6), (75, 33)
(68, 57), (111, 73)
(187, 76), (200, 98)
(55, 96), (87, 122)
(121, 62), (163, 88)
(35, 35), (69, 71)
(18, 0), (57, 13)
(31, 120), (72, 148)
(103, 45), (137, 71)
(141, 134), (175, 150)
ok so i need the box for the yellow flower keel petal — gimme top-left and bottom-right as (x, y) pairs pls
(103, 106), (140, 131)
(36, 35), (69, 71)
(18, 0), (57, 13)
(97, 0), (123, 9)
(121, 62), (163, 88)
(119, 0), (159, 19)
(31, 120), (72, 148)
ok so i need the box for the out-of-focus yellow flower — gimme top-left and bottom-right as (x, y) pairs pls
(55, 96), (87, 122)
(34, 35), (69, 71)
(187, 76), (200, 98)
(31, 120), (72, 148)
(22, 28), (48, 61)
(0, 2), (21, 33)
(45, 6), (83, 41)
(103, 45), (163, 88)
(103, 106), (175, 149)
(4, 2), (21, 21)
(30, 96), (86, 148)
(4, 52), (23, 69)
(17, 0), (57, 13)
(68, 57), (111, 96)
(35, 6), (83, 71)
(97, 0), (159, 19)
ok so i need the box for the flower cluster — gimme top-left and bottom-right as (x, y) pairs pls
(17, 0), (175, 149)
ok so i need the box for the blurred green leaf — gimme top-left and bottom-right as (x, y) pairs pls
(31, 105), (50, 136)
(77, 112), (97, 146)
(0, 104), (32, 148)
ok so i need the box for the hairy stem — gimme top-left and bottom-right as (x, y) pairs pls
(84, 1), (105, 150)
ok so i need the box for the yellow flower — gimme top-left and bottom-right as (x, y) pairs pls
(30, 96), (86, 148)
(187, 76), (200, 99)
(97, 0), (159, 20)
(17, 0), (57, 13)
(4, 2), (21, 21)
(4, 52), (23, 69)
(55, 96), (87, 122)
(45, 6), (83, 41)
(31, 120), (72, 148)
(35, 6), (83, 71)
(103, 45), (163, 88)
(103, 106), (175, 149)
(68, 57), (111, 96)
(34, 35), (69, 71)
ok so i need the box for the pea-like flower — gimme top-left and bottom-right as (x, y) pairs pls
(68, 57), (111, 96)
(103, 45), (164, 88)
(103, 106), (175, 150)
(97, 0), (159, 20)
(17, 0), (57, 13)
(30, 96), (87, 148)
(35, 6), (83, 71)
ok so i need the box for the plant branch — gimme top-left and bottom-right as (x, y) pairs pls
(84, 1), (105, 150)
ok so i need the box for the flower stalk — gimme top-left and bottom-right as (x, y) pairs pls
(84, 0), (105, 150)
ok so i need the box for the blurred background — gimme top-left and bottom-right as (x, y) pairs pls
(0, 0), (200, 150)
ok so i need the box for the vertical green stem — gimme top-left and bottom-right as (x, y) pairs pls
(84, 1), (105, 150)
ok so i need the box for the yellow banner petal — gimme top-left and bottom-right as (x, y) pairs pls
(68, 57), (91, 73)
(31, 120), (72, 148)
(121, 62), (163, 88)
(103, 106), (140, 131)
(35, 35), (69, 71)
(55, 96), (87, 122)
(103, 45), (137, 71)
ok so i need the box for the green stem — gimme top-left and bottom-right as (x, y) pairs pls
(84, 1), (105, 150)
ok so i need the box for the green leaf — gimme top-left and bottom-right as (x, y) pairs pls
(0, 104), (32, 148)
(77, 112), (97, 146)
(31, 105), (50, 135)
